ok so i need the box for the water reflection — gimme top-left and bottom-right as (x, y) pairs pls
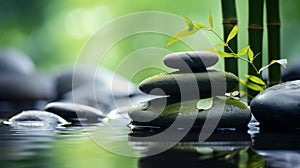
(252, 130), (300, 168)
(1, 118), (300, 167)
(129, 129), (263, 168)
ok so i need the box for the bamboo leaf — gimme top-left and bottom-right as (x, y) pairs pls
(197, 97), (213, 110)
(258, 59), (287, 74)
(205, 48), (234, 57)
(232, 91), (240, 96)
(245, 74), (266, 86)
(248, 47), (254, 63)
(216, 96), (227, 101)
(183, 16), (194, 30)
(258, 64), (272, 74)
(166, 28), (199, 47)
(253, 52), (261, 60)
(240, 79), (264, 92)
(272, 59), (287, 68)
(215, 43), (227, 46)
(209, 11), (213, 30)
(194, 22), (207, 29)
(226, 25), (238, 44)
(237, 46), (249, 56)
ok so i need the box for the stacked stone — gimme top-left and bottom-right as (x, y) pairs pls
(129, 51), (251, 130)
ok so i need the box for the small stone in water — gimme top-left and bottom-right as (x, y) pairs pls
(3, 110), (68, 129)
(250, 80), (300, 128)
(45, 102), (105, 123)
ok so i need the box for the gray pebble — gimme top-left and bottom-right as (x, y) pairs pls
(0, 48), (35, 75)
(163, 51), (219, 72)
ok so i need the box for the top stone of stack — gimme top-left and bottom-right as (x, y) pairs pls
(163, 51), (219, 72)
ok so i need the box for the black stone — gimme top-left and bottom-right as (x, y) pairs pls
(0, 74), (55, 101)
(138, 71), (239, 100)
(55, 67), (138, 99)
(250, 80), (300, 128)
(0, 48), (35, 75)
(45, 102), (105, 123)
(282, 63), (300, 82)
(129, 98), (251, 130)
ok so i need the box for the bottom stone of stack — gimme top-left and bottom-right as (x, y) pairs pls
(128, 98), (251, 131)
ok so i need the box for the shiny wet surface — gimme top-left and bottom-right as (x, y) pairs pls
(0, 117), (300, 168)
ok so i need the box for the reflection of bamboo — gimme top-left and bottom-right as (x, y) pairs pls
(221, 0), (239, 92)
(266, 0), (281, 86)
(248, 0), (264, 102)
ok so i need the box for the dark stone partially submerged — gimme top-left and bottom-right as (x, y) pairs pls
(250, 80), (300, 128)
(129, 98), (251, 130)
(45, 102), (105, 123)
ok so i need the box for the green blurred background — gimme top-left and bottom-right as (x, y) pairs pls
(0, 0), (299, 82)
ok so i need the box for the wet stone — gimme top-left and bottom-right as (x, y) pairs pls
(138, 71), (239, 100)
(3, 110), (68, 129)
(129, 98), (251, 130)
(45, 102), (105, 123)
(163, 51), (219, 72)
(250, 80), (300, 128)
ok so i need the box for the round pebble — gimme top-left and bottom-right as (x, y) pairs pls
(0, 48), (35, 75)
(163, 51), (219, 72)
(3, 110), (68, 129)
(129, 98), (251, 130)
(138, 71), (239, 99)
(0, 74), (55, 101)
(250, 80), (300, 128)
(45, 102), (105, 123)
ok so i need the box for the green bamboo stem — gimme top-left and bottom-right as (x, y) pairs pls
(248, 0), (264, 103)
(221, 0), (239, 92)
(266, 0), (281, 86)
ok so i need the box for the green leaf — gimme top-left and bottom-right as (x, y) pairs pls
(240, 79), (264, 92)
(197, 97), (213, 110)
(248, 47), (254, 63)
(215, 43), (227, 47)
(196, 147), (214, 155)
(216, 96), (227, 101)
(237, 45), (249, 56)
(226, 25), (238, 44)
(166, 28), (199, 47)
(209, 11), (213, 30)
(245, 74), (266, 86)
(206, 48), (234, 57)
(194, 22), (207, 29)
(183, 16), (194, 30)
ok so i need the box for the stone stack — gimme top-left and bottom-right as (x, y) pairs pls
(129, 51), (251, 130)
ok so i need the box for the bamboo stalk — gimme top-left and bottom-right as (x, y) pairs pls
(248, 0), (264, 103)
(221, 0), (239, 92)
(266, 0), (281, 86)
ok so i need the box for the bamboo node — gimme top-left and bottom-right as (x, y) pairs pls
(222, 20), (238, 25)
(267, 22), (281, 26)
(248, 25), (263, 30)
